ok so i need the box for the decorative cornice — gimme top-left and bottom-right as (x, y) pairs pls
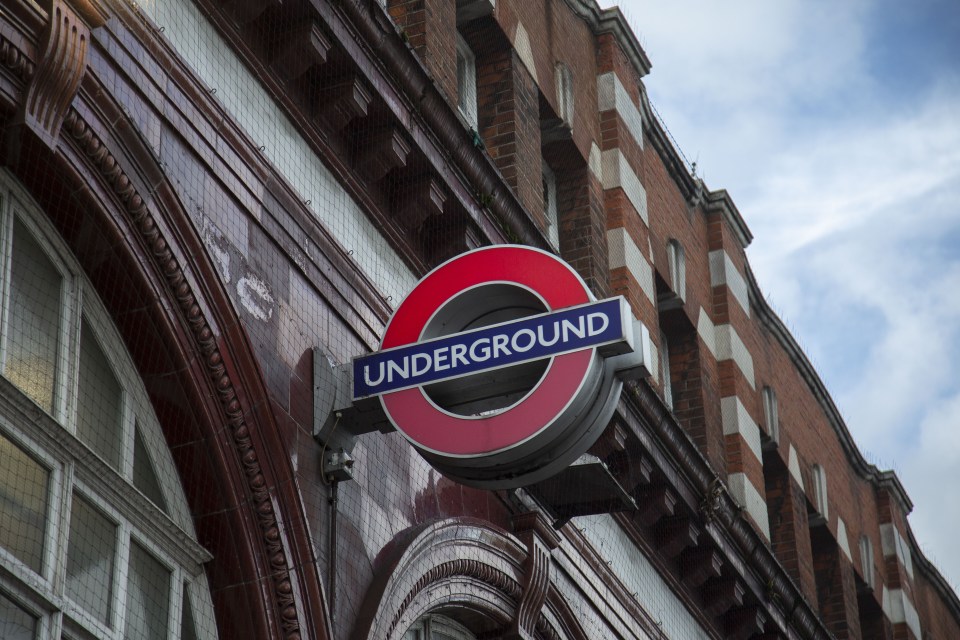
(561, 0), (652, 77)
(62, 108), (306, 640)
(621, 382), (835, 640)
(702, 188), (753, 249)
(745, 263), (960, 618)
(907, 525), (960, 622)
(0, 33), (36, 82)
(634, 81), (754, 252)
(637, 87), (700, 205)
(313, 0), (551, 251)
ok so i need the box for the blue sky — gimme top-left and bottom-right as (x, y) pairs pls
(601, 0), (960, 591)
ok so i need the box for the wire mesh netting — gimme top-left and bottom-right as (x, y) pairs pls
(0, 0), (697, 638)
(0, 172), (218, 638)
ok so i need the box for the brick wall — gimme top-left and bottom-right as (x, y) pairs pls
(464, 21), (545, 225)
(387, 0), (457, 100)
(391, 2), (960, 636)
(764, 454), (819, 605)
(812, 525), (863, 639)
(553, 149), (609, 298)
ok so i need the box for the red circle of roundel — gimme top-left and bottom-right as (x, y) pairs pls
(380, 245), (593, 457)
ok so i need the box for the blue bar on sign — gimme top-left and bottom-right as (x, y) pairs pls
(352, 297), (626, 400)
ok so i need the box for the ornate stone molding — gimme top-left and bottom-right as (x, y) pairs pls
(699, 476), (724, 524)
(355, 518), (579, 640)
(386, 558), (523, 638)
(61, 108), (307, 640)
(0, 33), (35, 83)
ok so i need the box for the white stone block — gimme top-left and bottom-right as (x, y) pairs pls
(883, 587), (922, 639)
(788, 445), (805, 491)
(588, 143), (603, 180)
(721, 396), (762, 464)
(880, 523), (915, 580)
(837, 517), (852, 562)
(697, 308), (717, 357)
(601, 149), (648, 224)
(727, 472), (770, 540)
(513, 23), (538, 82)
(708, 250), (750, 317)
(607, 228), (654, 305)
(715, 324), (756, 389)
(597, 72), (644, 150)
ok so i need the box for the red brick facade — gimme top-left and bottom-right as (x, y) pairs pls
(418, 2), (960, 639)
(1, 0), (956, 639)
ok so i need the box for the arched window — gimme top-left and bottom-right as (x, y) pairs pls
(810, 463), (828, 519)
(659, 330), (673, 410)
(541, 159), (559, 248)
(761, 385), (779, 444)
(456, 34), (478, 129)
(666, 239), (686, 302)
(0, 174), (217, 640)
(859, 535), (875, 591)
(554, 62), (574, 127)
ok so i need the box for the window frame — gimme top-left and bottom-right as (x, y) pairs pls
(455, 34), (478, 129)
(659, 330), (673, 410)
(0, 171), (217, 640)
(541, 159), (559, 249)
(0, 421), (65, 595)
(761, 385), (779, 444)
(666, 239), (686, 302)
(404, 613), (477, 640)
(554, 62), (574, 127)
(0, 198), (80, 425)
(859, 535), (875, 591)
(810, 463), (828, 519)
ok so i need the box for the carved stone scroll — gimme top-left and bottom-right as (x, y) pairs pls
(510, 511), (561, 640)
(18, 0), (106, 150)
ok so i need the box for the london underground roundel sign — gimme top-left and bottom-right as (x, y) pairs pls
(352, 245), (649, 488)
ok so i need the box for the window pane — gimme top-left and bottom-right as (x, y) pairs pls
(430, 615), (476, 640)
(403, 620), (424, 640)
(5, 217), (62, 413)
(66, 493), (116, 625)
(76, 320), (123, 469)
(180, 584), (199, 640)
(124, 542), (170, 640)
(133, 425), (167, 513)
(0, 431), (49, 573)
(0, 590), (37, 640)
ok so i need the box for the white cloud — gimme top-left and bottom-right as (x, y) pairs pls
(604, 0), (960, 591)
(744, 84), (960, 451)
(630, 0), (868, 104)
(903, 389), (960, 593)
